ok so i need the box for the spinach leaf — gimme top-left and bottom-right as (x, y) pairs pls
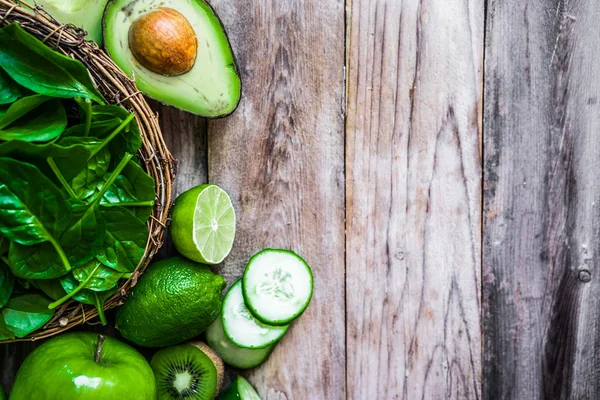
(59, 273), (117, 325)
(36, 278), (66, 301)
(63, 119), (121, 139)
(0, 259), (14, 307)
(0, 24), (104, 104)
(2, 293), (54, 338)
(73, 259), (123, 292)
(71, 147), (111, 199)
(0, 317), (14, 340)
(0, 94), (50, 128)
(60, 202), (106, 268)
(8, 241), (69, 279)
(0, 235), (8, 255)
(9, 195), (107, 281)
(65, 111), (140, 165)
(74, 97), (92, 137)
(93, 288), (118, 326)
(0, 158), (71, 244)
(0, 99), (67, 142)
(91, 106), (141, 148)
(97, 206), (148, 273)
(0, 139), (92, 181)
(95, 160), (155, 222)
(0, 68), (25, 105)
(0, 158), (72, 276)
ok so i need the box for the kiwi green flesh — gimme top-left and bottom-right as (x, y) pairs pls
(151, 344), (218, 400)
(103, 0), (241, 118)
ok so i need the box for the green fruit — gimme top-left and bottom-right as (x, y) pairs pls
(9, 333), (155, 400)
(170, 185), (236, 265)
(217, 376), (262, 400)
(152, 344), (219, 400)
(32, 0), (110, 45)
(116, 257), (226, 347)
(104, 0), (241, 117)
(0, 388), (6, 400)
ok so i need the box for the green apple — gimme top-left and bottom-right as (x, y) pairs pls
(10, 332), (156, 400)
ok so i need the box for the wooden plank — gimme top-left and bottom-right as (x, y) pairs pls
(345, 0), (483, 398)
(206, 0), (346, 398)
(484, 0), (600, 398)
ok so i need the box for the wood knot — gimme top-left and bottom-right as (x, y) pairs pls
(578, 270), (592, 283)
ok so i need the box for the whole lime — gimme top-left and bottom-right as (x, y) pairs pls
(116, 257), (225, 347)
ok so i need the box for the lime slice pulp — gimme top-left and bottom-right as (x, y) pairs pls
(170, 184), (236, 264)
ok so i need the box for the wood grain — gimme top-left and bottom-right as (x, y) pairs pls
(206, 0), (346, 398)
(484, 0), (600, 398)
(345, 0), (483, 398)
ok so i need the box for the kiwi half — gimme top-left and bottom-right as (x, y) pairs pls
(190, 341), (225, 392)
(151, 344), (219, 400)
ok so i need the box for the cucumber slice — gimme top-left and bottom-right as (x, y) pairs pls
(206, 314), (275, 369)
(222, 280), (288, 349)
(217, 376), (262, 400)
(242, 249), (313, 325)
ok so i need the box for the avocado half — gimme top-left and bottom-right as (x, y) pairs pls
(33, 0), (110, 45)
(103, 0), (241, 118)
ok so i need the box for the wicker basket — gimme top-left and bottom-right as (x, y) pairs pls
(0, 0), (176, 342)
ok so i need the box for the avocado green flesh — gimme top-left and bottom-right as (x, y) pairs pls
(104, 0), (241, 117)
(35, 0), (109, 44)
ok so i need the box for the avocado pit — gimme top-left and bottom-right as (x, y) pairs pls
(128, 7), (198, 76)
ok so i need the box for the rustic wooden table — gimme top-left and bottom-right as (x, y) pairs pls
(2, 0), (598, 398)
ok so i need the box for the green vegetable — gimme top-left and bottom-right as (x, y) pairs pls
(73, 260), (124, 292)
(0, 94), (51, 128)
(0, 99), (67, 142)
(0, 23), (155, 335)
(0, 68), (25, 105)
(0, 24), (104, 103)
(2, 293), (54, 338)
(0, 259), (14, 307)
(96, 206), (148, 273)
(0, 158), (72, 275)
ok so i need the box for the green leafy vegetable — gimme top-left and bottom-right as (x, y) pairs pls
(2, 293), (54, 338)
(0, 24), (104, 104)
(73, 259), (124, 292)
(0, 259), (14, 307)
(0, 99), (67, 142)
(71, 147), (111, 199)
(0, 68), (25, 105)
(0, 23), (153, 335)
(97, 206), (148, 273)
(0, 94), (50, 128)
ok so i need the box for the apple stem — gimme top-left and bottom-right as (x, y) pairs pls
(95, 335), (105, 364)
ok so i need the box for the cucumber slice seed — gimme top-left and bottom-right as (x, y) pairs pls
(243, 249), (313, 325)
(206, 314), (274, 369)
(222, 281), (288, 349)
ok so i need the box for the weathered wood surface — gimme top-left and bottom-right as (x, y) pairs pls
(345, 0), (483, 399)
(206, 0), (346, 398)
(483, 0), (600, 399)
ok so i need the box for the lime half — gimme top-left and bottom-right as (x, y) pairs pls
(170, 184), (236, 264)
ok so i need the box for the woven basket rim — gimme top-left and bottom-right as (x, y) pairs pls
(0, 0), (176, 342)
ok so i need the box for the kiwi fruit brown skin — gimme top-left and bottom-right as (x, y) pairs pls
(151, 344), (218, 400)
(190, 341), (225, 395)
